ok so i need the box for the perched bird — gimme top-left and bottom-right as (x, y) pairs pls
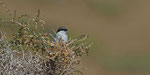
(53, 26), (68, 43)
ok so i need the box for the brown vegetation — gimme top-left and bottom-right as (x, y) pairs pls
(0, 10), (92, 75)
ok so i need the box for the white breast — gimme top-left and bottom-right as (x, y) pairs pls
(54, 31), (68, 43)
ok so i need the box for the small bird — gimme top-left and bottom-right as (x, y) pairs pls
(54, 26), (68, 43)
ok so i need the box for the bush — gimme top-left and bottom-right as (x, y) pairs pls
(0, 10), (93, 75)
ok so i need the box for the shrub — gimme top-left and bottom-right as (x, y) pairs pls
(0, 10), (93, 75)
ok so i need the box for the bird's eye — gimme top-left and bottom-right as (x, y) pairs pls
(64, 29), (68, 31)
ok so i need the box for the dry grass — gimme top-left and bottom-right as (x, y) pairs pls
(0, 9), (93, 75)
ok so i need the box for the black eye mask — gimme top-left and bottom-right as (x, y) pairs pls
(57, 29), (68, 32)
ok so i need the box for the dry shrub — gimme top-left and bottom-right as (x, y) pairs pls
(0, 10), (93, 75)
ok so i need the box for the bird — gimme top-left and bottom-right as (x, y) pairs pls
(53, 26), (68, 43)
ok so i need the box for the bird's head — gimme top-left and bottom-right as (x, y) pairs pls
(57, 26), (68, 32)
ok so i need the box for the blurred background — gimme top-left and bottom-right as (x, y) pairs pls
(1, 0), (150, 75)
